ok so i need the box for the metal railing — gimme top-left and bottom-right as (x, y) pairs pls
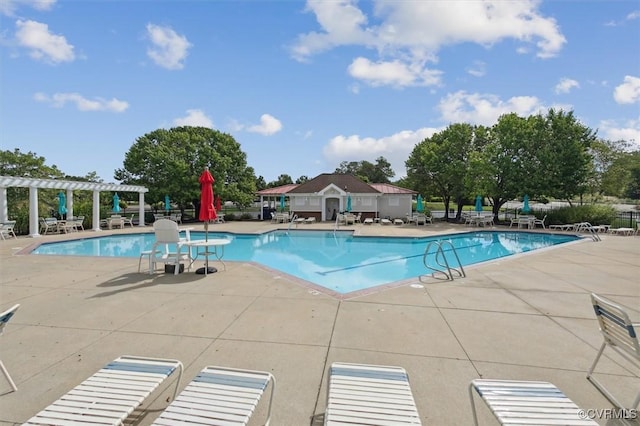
(423, 241), (466, 281)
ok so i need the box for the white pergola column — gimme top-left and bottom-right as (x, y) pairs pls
(0, 187), (7, 223)
(66, 188), (74, 220)
(138, 192), (145, 226)
(92, 190), (101, 231)
(29, 186), (40, 237)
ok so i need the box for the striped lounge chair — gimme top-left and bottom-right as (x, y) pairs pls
(24, 355), (183, 426)
(325, 362), (421, 425)
(0, 304), (20, 392)
(469, 379), (597, 425)
(152, 365), (276, 425)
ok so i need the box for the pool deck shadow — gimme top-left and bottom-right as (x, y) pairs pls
(0, 221), (638, 425)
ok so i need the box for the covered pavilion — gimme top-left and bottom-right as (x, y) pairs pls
(0, 176), (148, 237)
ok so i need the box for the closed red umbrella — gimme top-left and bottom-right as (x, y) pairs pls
(215, 195), (222, 213)
(197, 168), (217, 274)
(199, 168), (217, 225)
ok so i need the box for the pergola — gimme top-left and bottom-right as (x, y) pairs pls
(0, 176), (148, 237)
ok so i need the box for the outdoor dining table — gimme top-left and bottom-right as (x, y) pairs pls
(186, 238), (231, 274)
(274, 213), (290, 223)
(106, 216), (125, 229)
(516, 216), (536, 229)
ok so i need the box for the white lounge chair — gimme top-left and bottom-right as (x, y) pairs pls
(150, 219), (192, 275)
(0, 220), (17, 239)
(24, 355), (183, 426)
(304, 217), (316, 224)
(325, 362), (421, 425)
(152, 365), (276, 426)
(363, 218), (374, 225)
(469, 379), (597, 425)
(0, 304), (20, 392)
(587, 293), (640, 409)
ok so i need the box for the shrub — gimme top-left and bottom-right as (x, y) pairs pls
(224, 213), (236, 221)
(240, 213), (253, 221)
(544, 205), (617, 226)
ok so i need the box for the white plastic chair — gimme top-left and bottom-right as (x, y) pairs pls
(0, 304), (20, 392)
(0, 220), (17, 239)
(587, 293), (640, 409)
(150, 219), (192, 275)
(533, 214), (547, 229)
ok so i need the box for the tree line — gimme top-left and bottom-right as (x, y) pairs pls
(2, 108), (638, 220)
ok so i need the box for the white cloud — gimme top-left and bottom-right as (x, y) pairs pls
(555, 78), (580, 94)
(598, 118), (640, 146)
(173, 109), (213, 127)
(290, 0), (373, 61)
(467, 61), (486, 77)
(347, 57), (442, 87)
(1, 0), (55, 16)
(292, 1), (566, 69)
(146, 24), (192, 70)
(628, 11), (640, 20)
(613, 75), (640, 104)
(247, 114), (283, 135)
(15, 19), (74, 63)
(438, 90), (547, 126)
(323, 127), (439, 178)
(34, 92), (128, 112)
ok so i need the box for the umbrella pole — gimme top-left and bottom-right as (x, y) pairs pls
(196, 220), (217, 275)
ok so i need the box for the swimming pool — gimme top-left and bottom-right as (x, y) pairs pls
(31, 230), (580, 294)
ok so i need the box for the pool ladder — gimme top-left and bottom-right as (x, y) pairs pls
(423, 241), (466, 281)
(575, 222), (601, 242)
(286, 214), (298, 234)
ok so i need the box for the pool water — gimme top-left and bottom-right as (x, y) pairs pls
(31, 230), (579, 294)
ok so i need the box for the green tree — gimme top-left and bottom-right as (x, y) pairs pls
(471, 113), (541, 217)
(406, 123), (476, 220)
(540, 109), (596, 204)
(471, 109), (595, 215)
(334, 157), (394, 183)
(0, 148), (63, 179)
(597, 142), (639, 198)
(0, 149), (66, 219)
(114, 126), (256, 213)
(625, 152), (640, 200)
(296, 175), (309, 184)
(268, 174), (293, 187)
(255, 176), (267, 191)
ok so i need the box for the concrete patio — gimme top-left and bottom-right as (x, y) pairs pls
(0, 220), (638, 425)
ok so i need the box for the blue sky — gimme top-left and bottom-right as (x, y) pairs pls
(2, 0), (639, 184)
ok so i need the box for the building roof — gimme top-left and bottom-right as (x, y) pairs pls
(369, 183), (417, 195)
(255, 174), (417, 196)
(256, 184), (299, 196)
(288, 173), (380, 194)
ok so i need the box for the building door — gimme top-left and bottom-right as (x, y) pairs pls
(325, 197), (339, 221)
